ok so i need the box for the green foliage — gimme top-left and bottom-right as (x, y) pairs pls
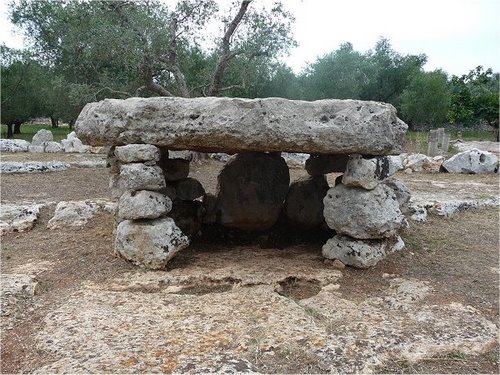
(401, 70), (450, 127)
(448, 66), (499, 129)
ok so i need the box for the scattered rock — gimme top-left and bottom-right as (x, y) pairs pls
(0, 139), (30, 152)
(0, 161), (70, 174)
(27, 145), (45, 153)
(0, 204), (41, 235)
(115, 218), (190, 269)
(114, 144), (160, 163)
(76, 97), (408, 155)
(47, 201), (99, 229)
(323, 183), (405, 239)
(215, 153), (290, 231)
(1, 273), (39, 317)
(322, 234), (405, 268)
(44, 141), (63, 153)
(31, 129), (53, 146)
(284, 175), (330, 227)
(403, 153), (443, 173)
(117, 190), (172, 221)
(305, 154), (349, 175)
(61, 131), (91, 153)
(442, 148), (499, 174)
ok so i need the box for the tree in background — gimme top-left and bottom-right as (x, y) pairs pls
(10, 0), (296, 99)
(1, 46), (47, 137)
(448, 66), (499, 139)
(400, 70), (450, 128)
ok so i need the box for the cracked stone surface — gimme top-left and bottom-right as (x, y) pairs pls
(32, 247), (497, 374)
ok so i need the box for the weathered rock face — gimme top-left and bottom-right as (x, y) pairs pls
(322, 235), (405, 268)
(323, 184), (405, 239)
(47, 201), (99, 230)
(171, 178), (205, 201)
(114, 144), (160, 163)
(215, 153), (290, 231)
(117, 190), (172, 221)
(115, 218), (189, 269)
(44, 141), (62, 153)
(0, 204), (41, 235)
(115, 163), (166, 194)
(284, 175), (330, 227)
(342, 155), (404, 190)
(442, 149), (499, 174)
(384, 178), (411, 215)
(305, 154), (349, 175)
(31, 129), (53, 146)
(0, 139), (30, 152)
(169, 200), (204, 237)
(75, 97), (407, 155)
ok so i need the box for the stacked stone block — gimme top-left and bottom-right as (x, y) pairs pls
(110, 144), (189, 269)
(322, 155), (408, 268)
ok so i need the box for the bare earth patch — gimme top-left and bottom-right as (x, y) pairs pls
(1, 154), (498, 373)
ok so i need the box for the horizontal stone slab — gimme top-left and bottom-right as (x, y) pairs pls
(75, 97), (407, 155)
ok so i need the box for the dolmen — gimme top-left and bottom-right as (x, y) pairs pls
(75, 97), (409, 269)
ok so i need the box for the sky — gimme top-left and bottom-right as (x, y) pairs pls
(1, 0), (499, 76)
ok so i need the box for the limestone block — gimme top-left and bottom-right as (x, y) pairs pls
(0, 204), (41, 235)
(114, 144), (160, 163)
(31, 129), (53, 145)
(323, 184), (405, 239)
(442, 149), (498, 174)
(0, 161), (69, 174)
(115, 218), (189, 269)
(383, 178), (411, 215)
(172, 178), (205, 201)
(305, 154), (349, 175)
(28, 145), (45, 153)
(215, 153), (290, 231)
(116, 163), (166, 194)
(322, 234), (405, 268)
(342, 155), (402, 190)
(284, 175), (330, 227)
(117, 190), (172, 221)
(75, 97), (408, 155)
(44, 141), (62, 153)
(0, 139), (30, 152)
(47, 201), (99, 229)
(159, 158), (190, 182)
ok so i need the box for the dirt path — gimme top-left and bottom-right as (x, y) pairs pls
(1, 155), (499, 373)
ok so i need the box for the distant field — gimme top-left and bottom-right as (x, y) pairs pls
(0, 124), (72, 142)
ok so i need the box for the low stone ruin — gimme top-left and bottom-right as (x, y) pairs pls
(75, 97), (410, 269)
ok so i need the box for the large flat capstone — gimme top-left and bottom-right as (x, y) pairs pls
(75, 97), (407, 155)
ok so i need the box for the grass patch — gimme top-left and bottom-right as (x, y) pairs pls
(0, 123), (71, 142)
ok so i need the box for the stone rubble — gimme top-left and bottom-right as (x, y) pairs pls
(0, 139), (30, 152)
(0, 203), (41, 235)
(0, 161), (70, 174)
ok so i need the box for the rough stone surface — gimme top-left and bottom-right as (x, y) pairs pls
(305, 154), (349, 175)
(322, 234), (405, 268)
(114, 163), (166, 196)
(323, 183), (405, 239)
(159, 158), (190, 182)
(1, 273), (39, 318)
(442, 148), (499, 174)
(28, 145), (45, 153)
(75, 97), (408, 155)
(61, 132), (92, 153)
(44, 141), (63, 153)
(342, 155), (404, 190)
(47, 201), (99, 229)
(117, 190), (172, 221)
(0, 161), (70, 174)
(115, 218), (190, 269)
(284, 175), (330, 227)
(403, 153), (443, 173)
(31, 129), (53, 146)
(0, 139), (30, 152)
(384, 178), (411, 215)
(171, 177), (205, 201)
(114, 144), (160, 163)
(0, 204), (41, 235)
(215, 153), (290, 231)
(32, 252), (497, 374)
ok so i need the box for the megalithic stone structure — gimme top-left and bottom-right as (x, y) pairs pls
(75, 97), (409, 269)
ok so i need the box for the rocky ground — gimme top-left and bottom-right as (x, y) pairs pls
(1, 151), (499, 374)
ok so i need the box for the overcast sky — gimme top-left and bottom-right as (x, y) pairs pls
(1, 0), (498, 76)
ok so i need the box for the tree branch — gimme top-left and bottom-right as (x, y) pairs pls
(208, 0), (252, 96)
